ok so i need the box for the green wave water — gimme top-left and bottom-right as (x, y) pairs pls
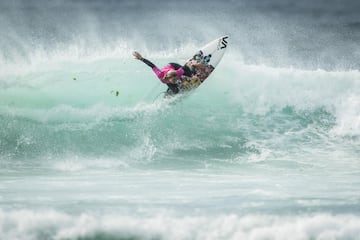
(1, 56), (359, 168)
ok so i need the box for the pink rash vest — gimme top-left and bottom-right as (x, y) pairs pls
(152, 65), (184, 84)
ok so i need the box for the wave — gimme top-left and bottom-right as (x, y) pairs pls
(1, 209), (360, 240)
(1, 1), (359, 167)
(1, 3), (359, 239)
(2, 53), (359, 133)
(0, 51), (359, 170)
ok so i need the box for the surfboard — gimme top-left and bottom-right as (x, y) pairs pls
(178, 35), (229, 93)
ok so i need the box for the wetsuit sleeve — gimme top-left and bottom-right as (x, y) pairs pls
(141, 58), (156, 68)
(141, 58), (165, 80)
(152, 67), (165, 80)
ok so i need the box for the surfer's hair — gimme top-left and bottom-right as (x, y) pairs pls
(166, 70), (177, 78)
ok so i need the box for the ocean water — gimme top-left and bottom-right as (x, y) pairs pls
(1, 0), (360, 239)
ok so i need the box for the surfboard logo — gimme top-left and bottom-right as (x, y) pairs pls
(218, 36), (228, 49)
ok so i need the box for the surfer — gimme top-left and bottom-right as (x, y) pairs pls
(133, 51), (195, 94)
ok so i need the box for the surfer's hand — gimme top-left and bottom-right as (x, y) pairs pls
(133, 51), (143, 60)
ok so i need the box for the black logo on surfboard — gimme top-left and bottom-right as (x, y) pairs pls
(218, 36), (229, 50)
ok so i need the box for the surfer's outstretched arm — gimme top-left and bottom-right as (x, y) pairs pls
(133, 51), (155, 68)
(142, 58), (156, 68)
(133, 51), (164, 79)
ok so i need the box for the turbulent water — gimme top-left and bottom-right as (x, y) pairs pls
(1, 0), (360, 239)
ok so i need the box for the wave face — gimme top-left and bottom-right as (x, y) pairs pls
(1, 0), (360, 239)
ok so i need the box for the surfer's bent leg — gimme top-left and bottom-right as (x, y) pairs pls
(182, 64), (194, 77)
(166, 83), (179, 94)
